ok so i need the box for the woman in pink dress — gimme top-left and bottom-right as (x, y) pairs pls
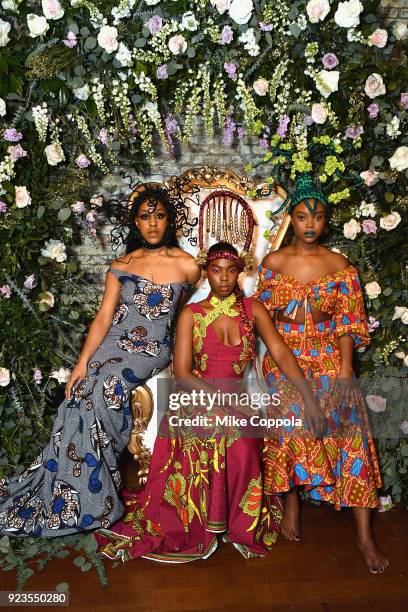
(95, 242), (321, 562)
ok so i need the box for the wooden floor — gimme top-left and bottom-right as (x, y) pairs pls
(0, 502), (407, 612)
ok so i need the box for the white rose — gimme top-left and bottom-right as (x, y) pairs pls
(44, 143), (65, 166)
(379, 211), (401, 231)
(311, 103), (327, 124)
(144, 0), (160, 4)
(365, 281), (381, 300)
(365, 394), (386, 413)
(316, 70), (339, 98)
(115, 42), (132, 67)
(229, 0), (253, 25)
(368, 28), (388, 48)
(389, 146), (408, 171)
(378, 494), (393, 512)
(38, 291), (55, 308)
(395, 351), (406, 359)
(401, 311), (408, 325)
(2, 0), (19, 11)
(210, 0), (231, 14)
(0, 367), (10, 387)
(15, 186), (31, 208)
(41, 238), (67, 262)
(343, 218), (361, 240)
(392, 306), (407, 320)
(0, 18), (11, 46)
(393, 21), (408, 41)
(27, 14), (49, 38)
(97, 25), (119, 54)
(180, 11), (199, 32)
(168, 34), (187, 55)
(334, 0), (363, 29)
(253, 78), (269, 96)
(41, 0), (64, 20)
(306, 0), (330, 24)
(0, 97), (6, 117)
(405, 355), (408, 368)
(364, 73), (386, 99)
(73, 83), (90, 100)
(50, 367), (71, 384)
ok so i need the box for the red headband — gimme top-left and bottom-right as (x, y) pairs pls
(204, 251), (245, 271)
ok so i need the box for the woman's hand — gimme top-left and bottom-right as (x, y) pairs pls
(65, 362), (88, 400)
(334, 368), (361, 407)
(304, 396), (326, 438)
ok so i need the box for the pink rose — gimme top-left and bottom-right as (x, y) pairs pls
(359, 169), (379, 187)
(343, 218), (361, 240)
(365, 395), (386, 413)
(253, 78), (269, 96)
(71, 200), (85, 214)
(24, 273), (37, 289)
(75, 154), (91, 168)
(400, 93), (408, 109)
(97, 25), (119, 54)
(362, 219), (377, 235)
(311, 103), (327, 124)
(168, 34), (187, 55)
(369, 28), (388, 48)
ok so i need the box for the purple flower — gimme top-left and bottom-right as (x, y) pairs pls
(75, 154), (91, 168)
(24, 273), (37, 290)
(4, 128), (23, 142)
(400, 92), (408, 109)
(304, 115), (314, 126)
(71, 201), (85, 214)
(237, 127), (246, 139)
(128, 114), (138, 136)
(277, 115), (290, 138)
(8, 144), (27, 162)
(259, 138), (269, 149)
(63, 31), (77, 48)
(367, 103), (379, 119)
(222, 116), (236, 146)
(0, 285), (11, 299)
(368, 316), (380, 332)
(156, 64), (168, 80)
(97, 128), (109, 145)
(0, 200), (8, 213)
(86, 210), (97, 223)
(322, 53), (339, 70)
(224, 62), (237, 81)
(220, 25), (233, 45)
(164, 114), (178, 157)
(362, 219), (377, 235)
(259, 22), (273, 32)
(345, 124), (364, 139)
(33, 368), (43, 385)
(146, 15), (163, 36)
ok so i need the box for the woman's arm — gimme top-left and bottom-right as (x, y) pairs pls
(65, 271), (120, 399)
(252, 300), (325, 436)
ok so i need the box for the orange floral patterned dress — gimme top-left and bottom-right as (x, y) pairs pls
(255, 263), (382, 510)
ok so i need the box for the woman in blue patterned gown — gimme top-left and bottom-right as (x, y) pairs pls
(0, 186), (200, 538)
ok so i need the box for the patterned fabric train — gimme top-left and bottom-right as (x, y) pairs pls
(0, 267), (191, 537)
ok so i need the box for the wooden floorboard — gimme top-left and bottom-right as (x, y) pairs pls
(0, 502), (407, 611)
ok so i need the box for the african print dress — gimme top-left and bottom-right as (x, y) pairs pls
(0, 267), (191, 537)
(95, 295), (282, 562)
(255, 264), (382, 509)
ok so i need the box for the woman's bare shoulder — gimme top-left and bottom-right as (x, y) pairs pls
(322, 248), (350, 271)
(261, 246), (292, 271)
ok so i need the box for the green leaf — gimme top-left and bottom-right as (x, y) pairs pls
(58, 208), (72, 222)
(56, 583), (69, 593)
(73, 555), (86, 567)
(37, 206), (45, 219)
(84, 37), (97, 50)
(135, 38), (147, 48)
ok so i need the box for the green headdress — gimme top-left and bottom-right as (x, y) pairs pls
(249, 135), (369, 216)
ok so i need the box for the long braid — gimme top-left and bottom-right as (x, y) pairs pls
(233, 285), (256, 368)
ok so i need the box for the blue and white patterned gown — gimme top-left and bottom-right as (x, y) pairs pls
(0, 267), (192, 537)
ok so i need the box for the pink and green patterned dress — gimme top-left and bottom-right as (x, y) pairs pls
(95, 296), (282, 562)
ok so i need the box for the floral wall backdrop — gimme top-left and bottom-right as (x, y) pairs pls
(0, 0), (407, 584)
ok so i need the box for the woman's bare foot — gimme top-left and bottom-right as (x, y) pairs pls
(281, 489), (300, 541)
(356, 535), (389, 574)
(352, 507), (389, 574)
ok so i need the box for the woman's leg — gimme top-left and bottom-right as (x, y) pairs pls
(352, 507), (389, 573)
(281, 487), (301, 541)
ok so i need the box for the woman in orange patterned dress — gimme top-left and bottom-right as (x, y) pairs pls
(255, 174), (388, 574)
